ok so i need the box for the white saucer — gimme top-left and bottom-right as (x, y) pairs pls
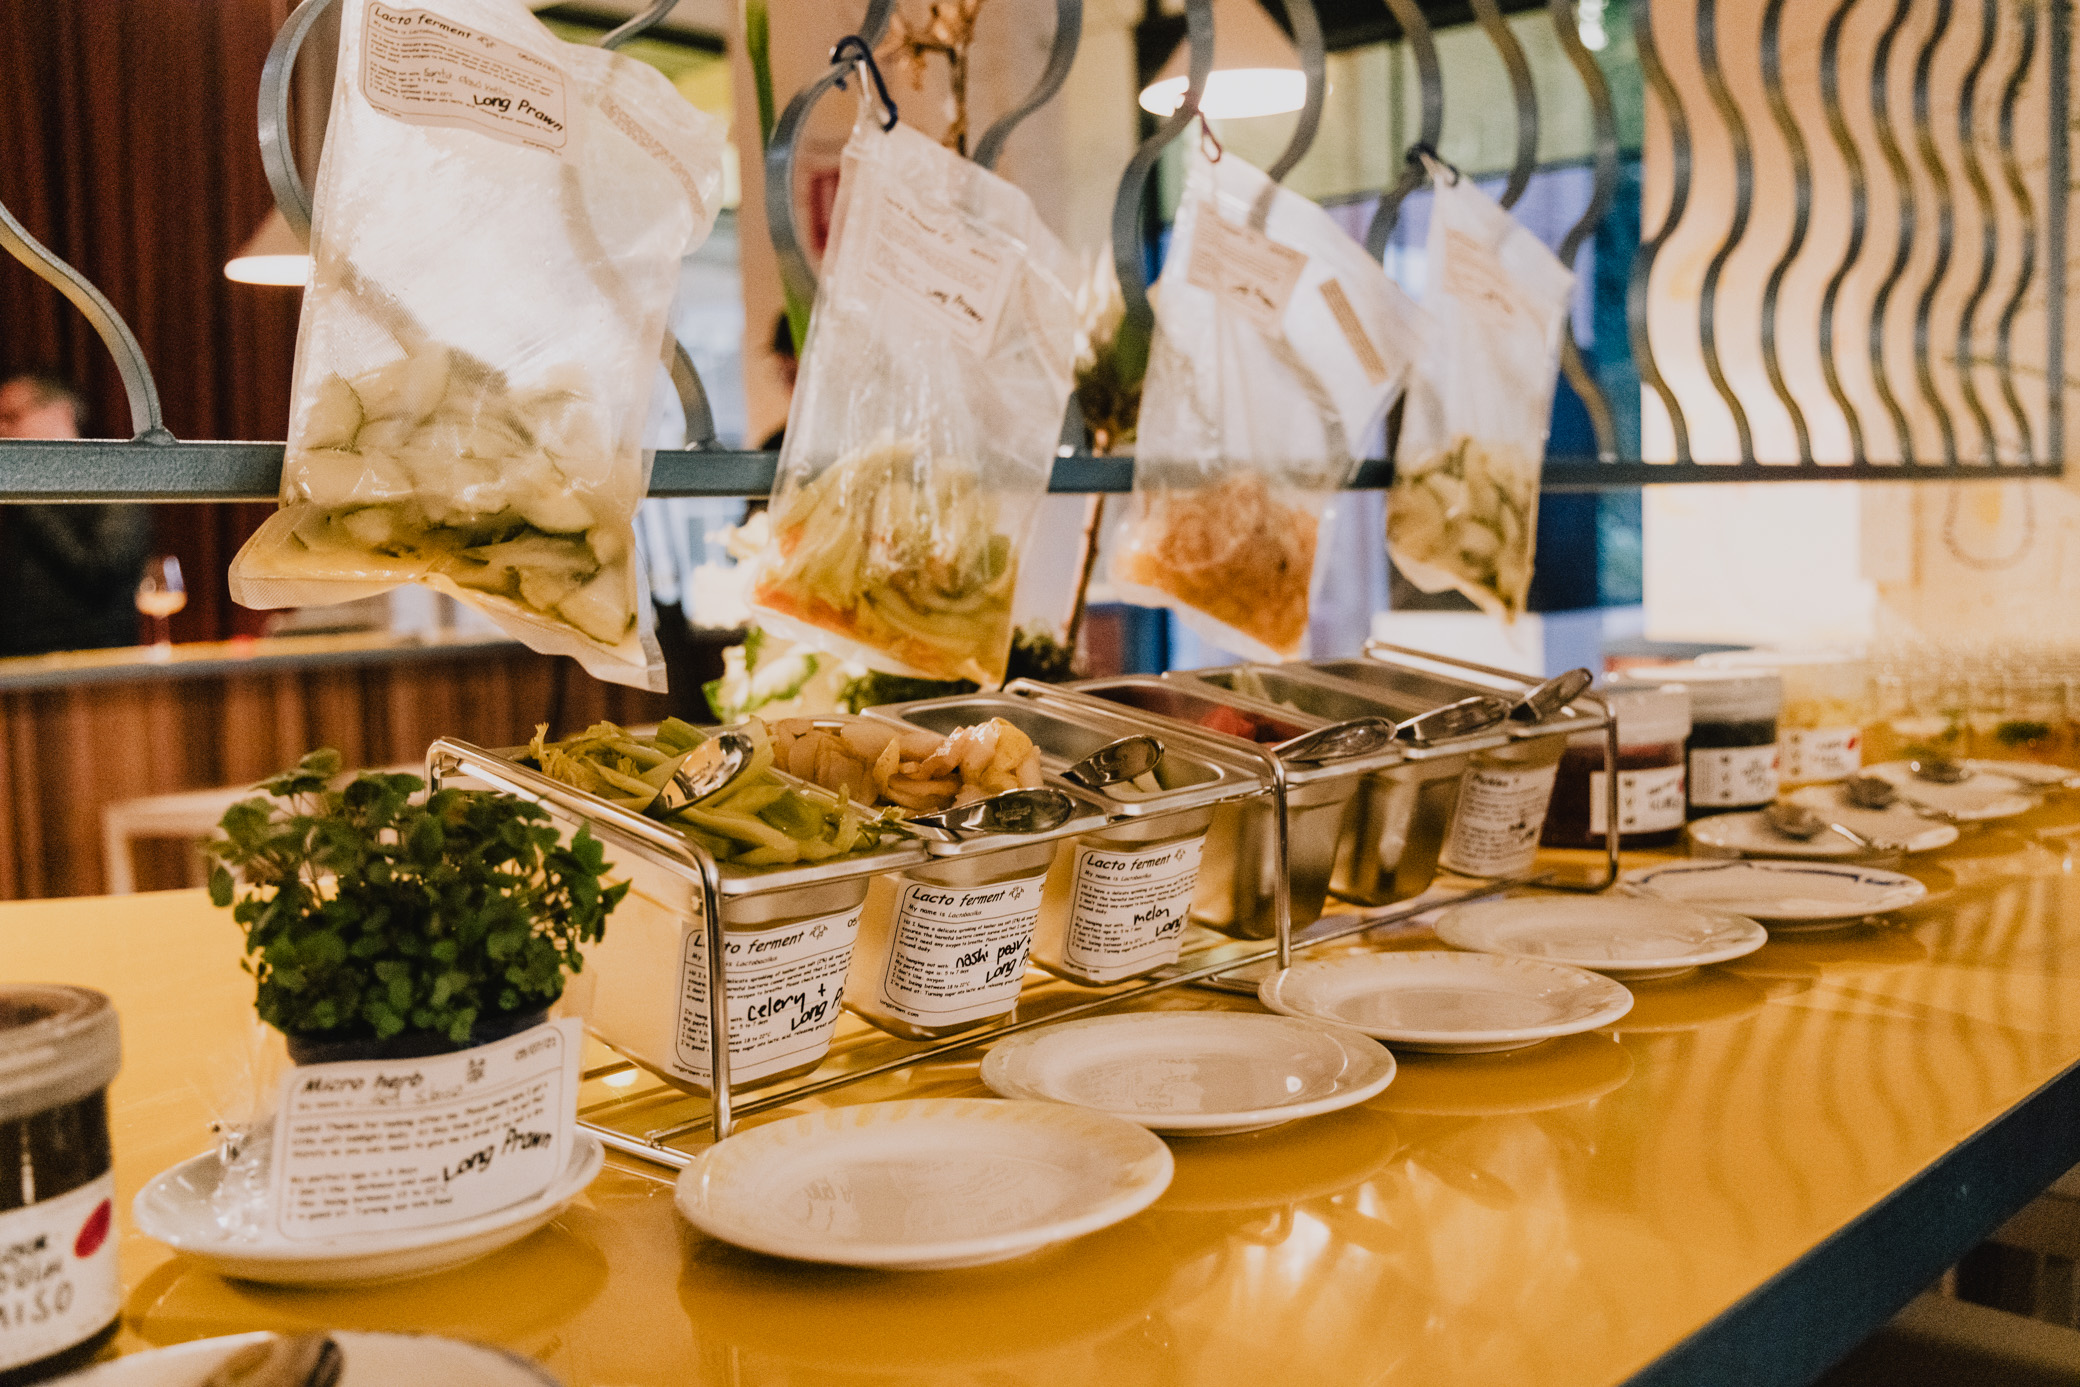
(1622, 859), (1927, 923)
(54, 1332), (559, 1386)
(1258, 951), (1634, 1054)
(133, 1136), (603, 1287)
(1954, 759), (2080, 789)
(1691, 804), (1957, 858)
(980, 1013), (1396, 1134)
(1433, 894), (1768, 980)
(1862, 761), (2036, 820)
(674, 1099), (1173, 1269)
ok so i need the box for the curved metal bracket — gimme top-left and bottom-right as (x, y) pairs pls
(0, 199), (170, 443)
(764, 1), (898, 314)
(1112, 0), (1213, 363)
(972, 0), (1083, 170)
(600, 0), (678, 50)
(259, 0), (337, 241)
(1470, 0), (1538, 209)
(668, 338), (719, 448)
(1258, 0), (1327, 196)
(1366, 0), (1442, 259)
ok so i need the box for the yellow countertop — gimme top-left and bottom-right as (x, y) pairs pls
(12, 804), (2080, 1385)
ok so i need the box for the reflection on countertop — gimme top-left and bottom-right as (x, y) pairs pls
(0, 628), (517, 691)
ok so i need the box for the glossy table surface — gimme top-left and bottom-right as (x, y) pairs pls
(17, 801), (2080, 1386)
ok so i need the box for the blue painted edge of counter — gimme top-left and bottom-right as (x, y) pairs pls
(1624, 1050), (2080, 1387)
(0, 439), (2061, 500)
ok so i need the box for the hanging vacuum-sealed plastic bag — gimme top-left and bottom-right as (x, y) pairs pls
(1112, 144), (1426, 661)
(1387, 157), (1574, 622)
(749, 94), (1078, 690)
(231, 0), (728, 689)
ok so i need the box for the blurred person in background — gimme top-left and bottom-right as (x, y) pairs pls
(0, 372), (153, 656)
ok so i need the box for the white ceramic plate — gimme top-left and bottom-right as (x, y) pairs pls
(674, 1098), (1173, 1269)
(55, 1332), (559, 1386)
(1257, 951), (1634, 1054)
(1691, 804), (1957, 858)
(980, 1013), (1396, 1134)
(1862, 761), (2036, 821)
(1433, 894), (1767, 980)
(1622, 859), (1927, 923)
(133, 1136), (602, 1287)
(1958, 759), (2080, 789)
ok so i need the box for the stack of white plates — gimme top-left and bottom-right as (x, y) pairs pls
(1432, 894), (1767, 981)
(1621, 859), (1927, 929)
(1258, 951), (1634, 1054)
(674, 1099), (1173, 1270)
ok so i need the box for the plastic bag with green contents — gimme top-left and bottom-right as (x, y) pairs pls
(749, 96), (1077, 688)
(229, 0), (727, 689)
(1386, 156), (1574, 622)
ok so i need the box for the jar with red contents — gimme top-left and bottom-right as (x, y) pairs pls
(1543, 685), (1691, 849)
(0, 987), (121, 1385)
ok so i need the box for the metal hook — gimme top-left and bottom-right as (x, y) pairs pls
(1197, 112), (1224, 163)
(1111, 0), (1214, 366)
(830, 34), (900, 132)
(972, 0), (1083, 169)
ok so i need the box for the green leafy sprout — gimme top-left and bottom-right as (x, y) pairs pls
(206, 748), (628, 1045)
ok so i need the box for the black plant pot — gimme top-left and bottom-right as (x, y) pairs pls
(283, 1005), (552, 1066)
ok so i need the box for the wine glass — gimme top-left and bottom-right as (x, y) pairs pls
(136, 555), (187, 654)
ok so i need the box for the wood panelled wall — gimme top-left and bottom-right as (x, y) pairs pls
(0, 650), (668, 900)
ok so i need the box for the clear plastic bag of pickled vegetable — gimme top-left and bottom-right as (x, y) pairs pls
(748, 95), (1078, 689)
(1111, 143), (1426, 662)
(229, 0), (727, 690)
(1386, 156), (1574, 622)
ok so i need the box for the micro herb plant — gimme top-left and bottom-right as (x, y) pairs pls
(206, 748), (628, 1046)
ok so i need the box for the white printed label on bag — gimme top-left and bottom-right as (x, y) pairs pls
(1441, 764), (1561, 878)
(861, 184), (1018, 353)
(362, 4), (570, 155)
(875, 874), (1047, 1026)
(1689, 745), (1780, 807)
(1781, 727), (1862, 782)
(1442, 229), (1533, 328)
(269, 1018), (579, 1241)
(1589, 765), (1688, 835)
(1188, 204), (1308, 334)
(0, 1174), (118, 1371)
(1062, 836), (1206, 982)
(675, 907), (862, 1086)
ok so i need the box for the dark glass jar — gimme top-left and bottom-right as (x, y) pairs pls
(1660, 668), (1784, 818)
(0, 988), (121, 1385)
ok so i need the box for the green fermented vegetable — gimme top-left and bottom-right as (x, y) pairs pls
(754, 437), (1019, 686)
(282, 342), (639, 649)
(525, 717), (903, 868)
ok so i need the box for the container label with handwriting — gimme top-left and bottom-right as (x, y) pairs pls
(0, 1174), (117, 1371)
(1781, 727), (1861, 782)
(269, 1018), (578, 1240)
(861, 184), (1017, 353)
(674, 907), (862, 1087)
(1689, 745), (1780, 807)
(876, 874), (1047, 1026)
(361, 4), (569, 155)
(1063, 837), (1205, 982)
(1441, 764), (1561, 878)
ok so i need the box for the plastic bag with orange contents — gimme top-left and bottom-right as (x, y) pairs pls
(1112, 144), (1426, 661)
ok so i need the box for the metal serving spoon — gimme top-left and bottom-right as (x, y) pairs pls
(1910, 756), (2076, 791)
(1845, 772), (1959, 824)
(201, 1333), (343, 1387)
(1509, 668), (1595, 724)
(1063, 735), (1163, 790)
(644, 729), (753, 816)
(1762, 799), (1901, 854)
(904, 787), (1077, 843)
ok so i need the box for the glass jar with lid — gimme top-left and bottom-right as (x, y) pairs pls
(1542, 684), (1691, 849)
(1700, 649), (1867, 786)
(1653, 666), (1783, 817)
